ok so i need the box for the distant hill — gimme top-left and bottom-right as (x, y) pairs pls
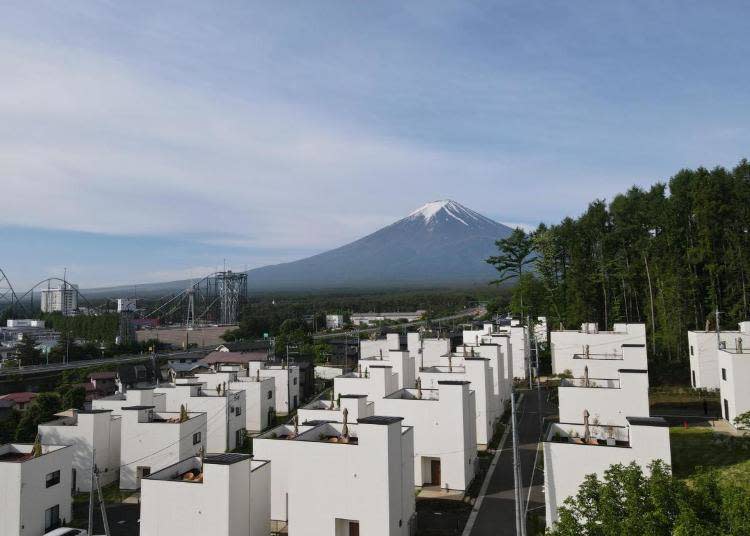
(88, 200), (513, 295)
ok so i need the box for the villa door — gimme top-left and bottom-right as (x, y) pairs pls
(349, 521), (360, 536)
(431, 459), (441, 486)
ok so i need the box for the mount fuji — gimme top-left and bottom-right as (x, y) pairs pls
(245, 200), (513, 290)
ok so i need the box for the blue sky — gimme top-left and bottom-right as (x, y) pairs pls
(2, 1), (750, 288)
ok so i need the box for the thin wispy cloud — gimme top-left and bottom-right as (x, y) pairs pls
(1, 1), (749, 287)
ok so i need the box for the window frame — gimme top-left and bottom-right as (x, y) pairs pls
(45, 470), (61, 488)
(193, 431), (202, 445)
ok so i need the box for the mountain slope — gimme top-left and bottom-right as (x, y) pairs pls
(245, 200), (512, 290)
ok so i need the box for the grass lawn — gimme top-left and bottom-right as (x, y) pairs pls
(73, 481), (135, 506)
(670, 427), (750, 489)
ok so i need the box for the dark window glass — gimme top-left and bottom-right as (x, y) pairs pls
(46, 470), (61, 488)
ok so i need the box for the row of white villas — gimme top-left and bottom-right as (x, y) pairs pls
(689, 321), (750, 426)
(543, 323), (672, 528)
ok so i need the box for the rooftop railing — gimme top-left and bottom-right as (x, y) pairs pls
(560, 377), (620, 389)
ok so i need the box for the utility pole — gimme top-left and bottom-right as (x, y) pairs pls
(715, 307), (722, 348)
(527, 316), (533, 390)
(511, 390), (526, 535)
(535, 333), (543, 433)
(88, 448), (95, 535)
(95, 470), (111, 536)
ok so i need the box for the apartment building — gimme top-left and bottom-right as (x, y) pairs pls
(688, 321), (750, 389)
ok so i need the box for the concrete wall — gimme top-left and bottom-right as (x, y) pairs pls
(719, 349), (750, 424)
(551, 324), (646, 375)
(0, 444), (72, 536)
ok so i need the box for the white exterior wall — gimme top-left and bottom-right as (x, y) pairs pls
(564, 344), (648, 378)
(0, 444), (72, 536)
(543, 422), (671, 527)
(551, 323), (647, 375)
(297, 395), (374, 424)
(247, 364), (300, 415)
(409, 336), (452, 369)
(140, 455), (270, 536)
(193, 371), (275, 432)
(688, 330), (739, 389)
(718, 349), (750, 425)
(38, 410), (121, 492)
(558, 370), (650, 427)
(119, 409), (207, 490)
(451, 343), (509, 411)
(93, 389), (167, 413)
(334, 366), (399, 400)
(359, 350), (415, 390)
(254, 420), (415, 536)
(376, 382), (476, 491)
(154, 384), (246, 452)
(419, 358), (496, 446)
(360, 333), (400, 359)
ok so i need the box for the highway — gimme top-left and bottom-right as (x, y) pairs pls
(0, 348), (212, 378)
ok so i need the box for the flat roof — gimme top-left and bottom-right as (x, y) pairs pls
(77, 409), (113, 414)
(121, 405), (155, 410)
(339, 394), (368, 399)
(438, 380), (470, 385)
(618, 369), (648, 374)
(621, 344), (645, 348)
(357, 416), (403, 425)
(204, 453), (250, 466)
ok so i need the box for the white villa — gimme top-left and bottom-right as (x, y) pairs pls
(550, 323), (647, 375)
(253, 416), (416, 536)
(0, 443), (73, 536)
(688, 321), (750, 390)
(718, 343), (750, 426)
(38, 409), (121, 492)
(140, 453), (270, 536)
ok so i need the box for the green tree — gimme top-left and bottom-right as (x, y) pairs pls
(15, 334), (42, 366)
(487, 228), (534, 315)
(61, 385), (87, 410)
(14, 393), (62, 442)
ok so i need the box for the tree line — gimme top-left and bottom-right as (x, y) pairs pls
(489, 159), (750, 376)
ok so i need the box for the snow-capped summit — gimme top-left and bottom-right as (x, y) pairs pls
(406, 200), (499, 227)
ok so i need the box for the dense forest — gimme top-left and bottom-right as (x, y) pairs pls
(498, 159), (750, 375)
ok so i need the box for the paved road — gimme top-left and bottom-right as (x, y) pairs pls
(0, 348), (211, 377)
(470, 387), (553, 535)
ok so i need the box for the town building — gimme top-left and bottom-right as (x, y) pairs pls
(116, 406), (207, 490)
(246, 362), (300, 415)
(253, 416), (416, 535)
(193, 368), (276, 433)
(406, 332), (452, 369)
(543, 416), (671, 527)
(688, 321), (750, 389)
(93, 387), (167, 414)
(418, 357), (497, 446)
(297, 393), (374, 424)
(140, 453), (270, 536)
(463, 322), (529, 380)
(0, 392), (38, 411)
(350, 311), (425, 326)
(40, 283), (79, 316)
(557, 368), (650, 427)
(718, 342), (750, 426)
(38, 409), (121, 492)
(358, 349), (416, 390)
(0, 443), (73, 536)
(561, 343), (648, 378)
(550, 323), (647, 375)
(325, 314), (345, 330)
(154, 383), (246, 453)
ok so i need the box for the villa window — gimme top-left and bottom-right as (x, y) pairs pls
(722, 368), (727, 381)
(45, 470), (60, 488)
(193, 432), (202, 445)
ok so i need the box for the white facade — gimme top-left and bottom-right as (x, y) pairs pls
(93, 388), (167, 414)
(6, 319), (45, 328)
(561, 343), (648, 378)
(543, 417), (671, 527)
(0, 443), (73, 536)
(326, 314), (345, 330)
(254, 417), (416, 536)
(140, 453), (270, 536)
(688, 322), (750, 390)
(533, 316), (548, 345)
(418, 357), (496, 446)
(297, 394), (375, 424)
(718, 347), (750, 426)
(154, 383), (246, 453)
(334, 365), (400, 402)
(550, 323), (647, 375)
(40, 284), (78, 316)
(247, 363), (300, 415)
(117, 298), (137, 313)
(117, 406), (207, 490)
(193, 368), (276, 432)
(449, 343), (510, 411)
(406, 332), (452, 369)
(558, 369), (650, 427)
(359, 350), (416, 390)
(377, 381), (477, 491)
(38, 409), (121, 492)
(360, 333), (401, 359)
(464, 323), (529, 380)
